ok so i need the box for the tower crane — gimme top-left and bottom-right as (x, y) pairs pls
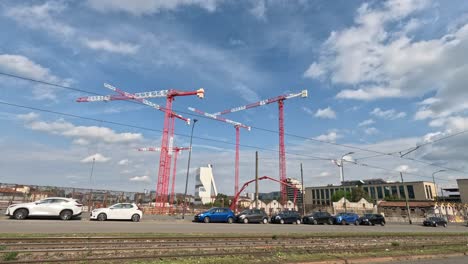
(77, 83), (204, 212)
(138, 147), (190, 212)
(212, 90), (307, 204)
(188, 107), (251, 196)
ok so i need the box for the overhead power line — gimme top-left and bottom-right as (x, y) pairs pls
(1, 71), (467, 174)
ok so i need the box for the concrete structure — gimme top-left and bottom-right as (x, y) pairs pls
(285, 178), (303, 206)
(456, 179), (468, 204)
(194, 164), (218, 205)
(305, 179), (436, 206)
(333, 197), (376, 214)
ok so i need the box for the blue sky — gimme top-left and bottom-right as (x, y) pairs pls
(1, 0), (468, 196)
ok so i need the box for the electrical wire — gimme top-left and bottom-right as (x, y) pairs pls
(1, 71), (467, 174)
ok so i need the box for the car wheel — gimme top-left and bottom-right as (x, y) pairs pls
(243, 218), (249, 224)
(443, 223), (447, 228)
(381, 221), (385, 226)
(312, 219), (318, 225)
(227, 217), (233, 224)
(354, 220), (359, 226)
(296, 219), (301, 225)
(434, 223), (438, 227)
(328, 219), (333, 225)
(131, 214), (140, 222)
(97, 213), (107, 221)
(341, 220), (347, 225)
(262, 218), (268, 224)
(13, 209), (28, 220)
(59, 210), (73, 221)
(280, 219), (285, 224)
(204, 217), (210, 223)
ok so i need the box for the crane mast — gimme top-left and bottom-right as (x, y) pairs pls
(212, 90), (307, 204)
(77, 83), (204, 213)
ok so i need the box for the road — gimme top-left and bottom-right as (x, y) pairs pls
(1, 216), (467, 234)
(374, 255), (468, 264)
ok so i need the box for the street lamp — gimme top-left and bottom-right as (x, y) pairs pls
(333, 152), (354, 213)
(431, 169), (446, 201)
(182, 119), (198, 220)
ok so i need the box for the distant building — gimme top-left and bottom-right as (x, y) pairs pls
(456, 179), (468, 204)
(194, 164), (218, 205)
(285, 178), (303, 206)
(305, 179), (436, 206)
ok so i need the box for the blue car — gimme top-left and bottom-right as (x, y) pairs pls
(333, 212), (360, 225)
(193, 207), (235, 224)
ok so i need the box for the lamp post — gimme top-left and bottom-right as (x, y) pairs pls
(182, 119), (198, 220)
(399, 171), (412, 224)
(334, 152), (354, 213)
(431, 169), (445, 201)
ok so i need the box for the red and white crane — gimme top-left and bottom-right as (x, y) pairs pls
(138, 147), (190, 212)
(77, 83), (204, 212)
(188, 107), (251, 196)
(212, 90), (307, 204)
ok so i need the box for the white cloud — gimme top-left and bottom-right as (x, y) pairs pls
(0, 54), (71, 101)
(5, 1), (75, 37)
(83, 39), (139, 54)
(118, 159), (129, 165)
(87, 0), (223, 15)
(304, 0), (468, 119)
(18, 113), (143, 144)
(314, 107), (336, 119)
(129, 175), (151, 182)
(371, 108), (406, 120)
(250, 0), (267, 21)
(17, 112), (40, 121)
(395, 164), (418, 173)
(364, 127), (379, 135)
(319, 171), (331, 177)
(234, 83), (260, 102)
(81, 153), (111, 163)
(358, 119), (375, 127)
(314, 131), (341, 142)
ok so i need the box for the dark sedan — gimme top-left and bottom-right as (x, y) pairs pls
(302, 211), (333, 225)
(271, 210), (301, 224)
(423, 217), (447, 227)
(235, 209), (269, 224)
(358, 214), (386, 226)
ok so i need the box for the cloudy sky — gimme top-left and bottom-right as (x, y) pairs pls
(1, 0), (468, 196)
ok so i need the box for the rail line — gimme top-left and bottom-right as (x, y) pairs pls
(0, 235), (466, 263)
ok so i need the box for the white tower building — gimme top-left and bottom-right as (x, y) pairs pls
(194, 164), (218, 205)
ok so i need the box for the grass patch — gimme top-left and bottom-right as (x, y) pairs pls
(2, 251), (18, 261)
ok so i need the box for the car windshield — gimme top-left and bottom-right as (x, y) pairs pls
(240, 210), (250, 214)
(364, 214), (373, 218)
(428, 217), (439, 221)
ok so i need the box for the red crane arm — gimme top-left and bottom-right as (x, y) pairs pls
(229, 176), (300, 211)
(212, 90), (307, 116)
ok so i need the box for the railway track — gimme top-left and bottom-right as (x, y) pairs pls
(0, 235), (467, 263)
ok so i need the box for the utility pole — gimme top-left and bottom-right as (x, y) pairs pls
(300, 163), (305, 216)
(255, 151), (259, 209)
(400, 172), (412, 224)
(182, 119), (198, 219)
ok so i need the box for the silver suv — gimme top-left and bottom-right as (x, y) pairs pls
(5, 197), (83, 220)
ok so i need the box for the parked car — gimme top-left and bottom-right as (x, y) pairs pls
(302, 211), (333, 225)
(270, 210), (301, 224)
(193, 207), (235, 223)
(333, 212), (360, 225)
(236, 209), (269, 224)
(5, 197), (83, 220)
(90, 203), (142, 222)
(358, 214), (386, 226)
(423, 217), (447, 227)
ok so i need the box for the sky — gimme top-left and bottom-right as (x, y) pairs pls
(1, 0), (468, 196)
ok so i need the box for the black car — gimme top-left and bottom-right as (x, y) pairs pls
(423, 217), (447, 227)
(236, 209), (269, 224)
(358, 214), (386, 226)
(270, 210), (301, 224)
(302, 211), (333, 225)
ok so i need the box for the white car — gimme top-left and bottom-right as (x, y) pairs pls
(5, 197), (83, 220)
(90, 203), (142, 222)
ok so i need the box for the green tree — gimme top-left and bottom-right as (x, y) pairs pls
(351, 187), (371, 202)
(331, 190), (352, 202)
(212, 193), (228, 207)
